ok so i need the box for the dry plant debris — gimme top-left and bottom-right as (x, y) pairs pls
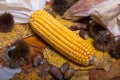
(0, 24), (33, 49)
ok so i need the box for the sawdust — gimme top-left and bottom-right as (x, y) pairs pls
(0, 24), (33, 50)
(72, 71), (89, 80)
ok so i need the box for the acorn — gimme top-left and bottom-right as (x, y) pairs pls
(64, 68), (75, 80)
(60, 62), (70, 73)
(49, 66), (63, 80)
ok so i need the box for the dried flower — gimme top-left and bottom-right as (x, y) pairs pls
(0, 12), (14, 32)
(89, 21), (114, 51)
(4, 39), (30, 68)
(60, 62), (70, 73)
(94, 30), (114, 52)
(109, 39), (120, 59)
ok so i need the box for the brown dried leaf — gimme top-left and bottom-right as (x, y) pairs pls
(89, 60), (120, 80)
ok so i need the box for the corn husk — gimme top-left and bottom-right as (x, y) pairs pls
(63, 0), (120, 38)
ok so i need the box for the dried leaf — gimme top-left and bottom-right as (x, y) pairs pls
(22, 36), (47, 71)
(71, 71), (89, 80)
(89, 60), (120, 80)
(63, 0), (106, 21)
(91, 0), (120, 37)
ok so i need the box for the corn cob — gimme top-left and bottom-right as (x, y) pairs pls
(30, 10), (96, 66)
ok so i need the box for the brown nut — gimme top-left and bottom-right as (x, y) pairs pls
(70, 23), (87, 31)
(39, 63), (52, 77)
(64, 68), (75, 80)
(60, 62), (70, 73)
(70, 26), (78, 31)
(79, 30), (89, 40)
(49, 66), (63, 80)
(76, 23), (88, 30)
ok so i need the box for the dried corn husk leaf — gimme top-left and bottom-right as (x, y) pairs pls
(22, 36), (47, 71)
(91, 0), (120, 37)
(91, 0), (120, 26)
(63, 0), (120, 37)
(63, 0), (106, 21)
(24, 36), (47, 49)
